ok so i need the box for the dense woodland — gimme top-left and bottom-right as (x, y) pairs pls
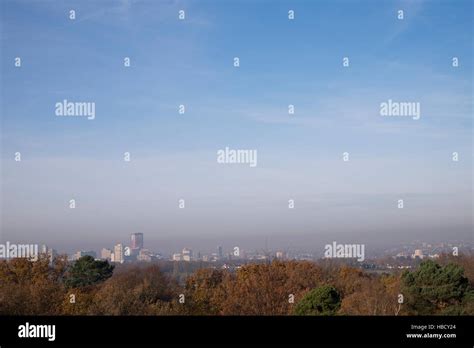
(0, 254), (472, 315)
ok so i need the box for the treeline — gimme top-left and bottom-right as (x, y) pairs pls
(0, 254), (472, 315)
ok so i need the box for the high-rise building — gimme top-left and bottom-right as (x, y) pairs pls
(217, 246), (223, 259)
(113, 243), (124, 263)
(182, 248), (192, 262)
(130, 233), (144, 250)
(48, 248), (57, 264)
(101, 248), (112, 260)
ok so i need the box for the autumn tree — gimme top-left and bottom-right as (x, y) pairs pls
(0, 255), (68, 315)
(92, 265), (177, 315)
(216, 261), (323, 315)
(340, 274), (401, 315)
(184, 268), (224, 315)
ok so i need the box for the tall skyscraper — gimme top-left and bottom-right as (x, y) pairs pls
(217, 246), (223, 259)
(130, 233), (144, 250)
(113, 243), (124, 264)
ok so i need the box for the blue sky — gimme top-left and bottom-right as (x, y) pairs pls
(1, 0), (472, 254)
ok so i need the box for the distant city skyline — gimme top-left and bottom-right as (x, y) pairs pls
(37, 231), (474, 262)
